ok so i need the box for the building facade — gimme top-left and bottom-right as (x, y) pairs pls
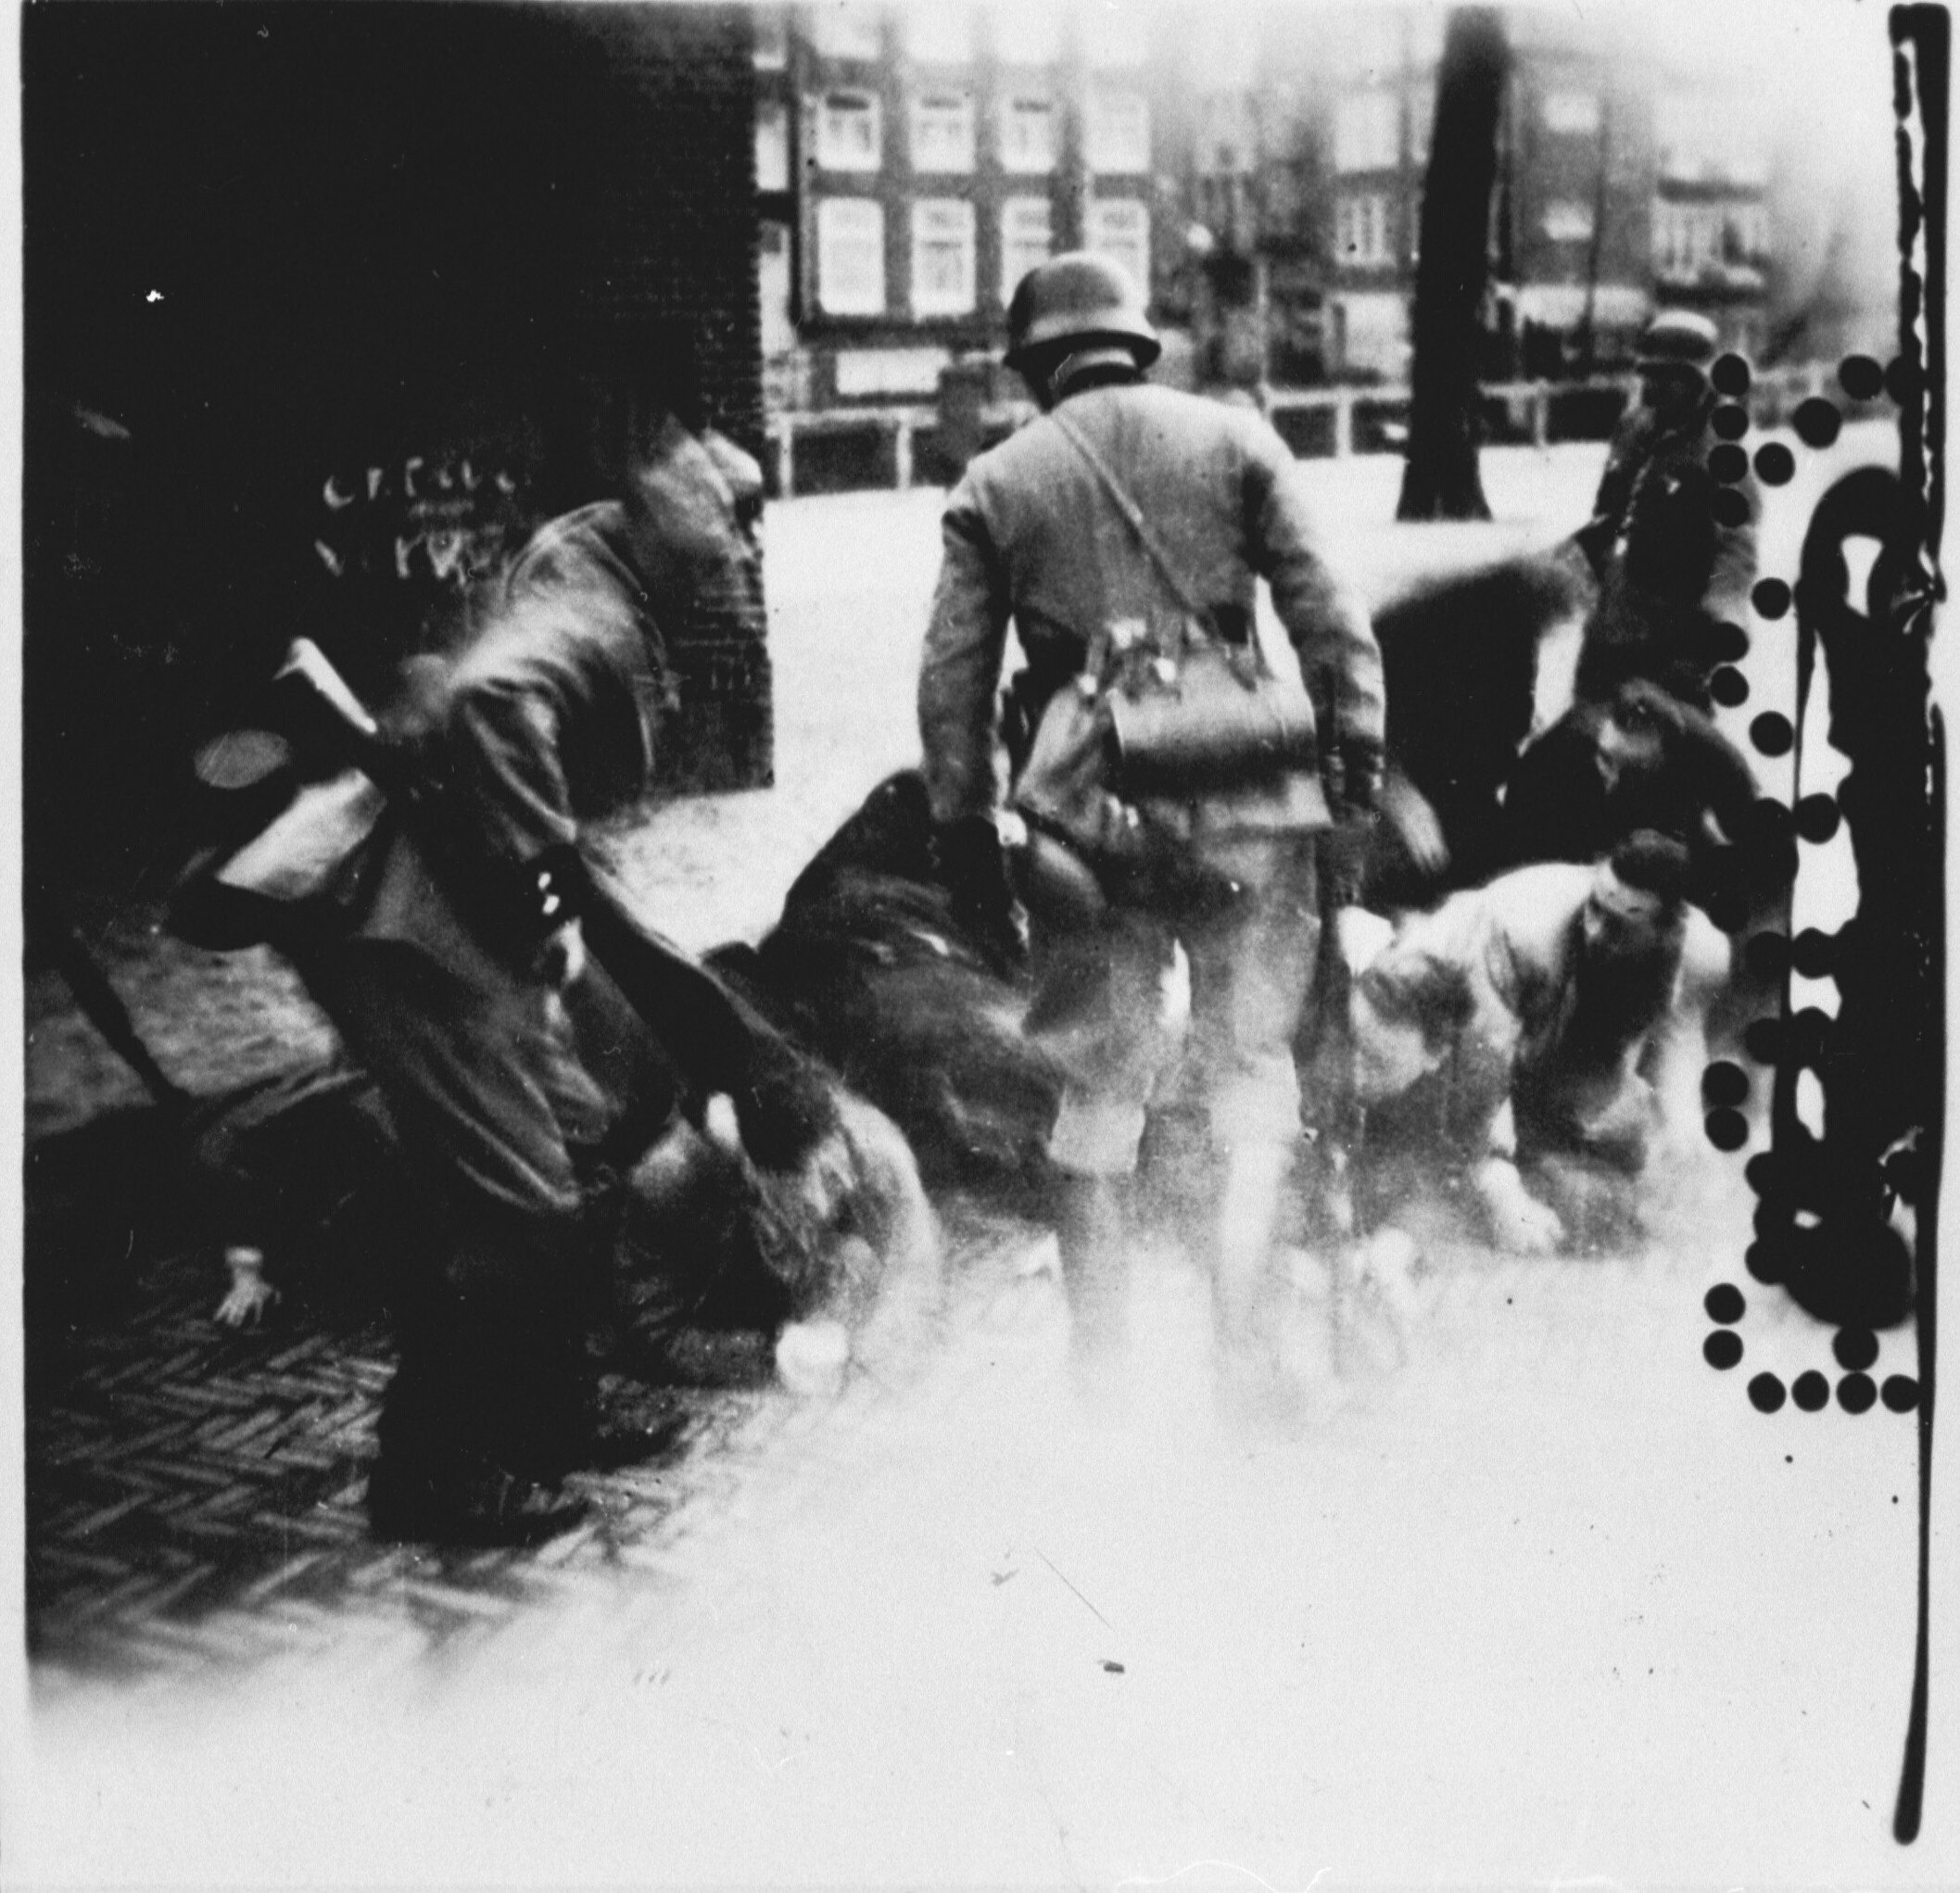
(754, 0), (1176, 435)
(755, 2), (1775, 422)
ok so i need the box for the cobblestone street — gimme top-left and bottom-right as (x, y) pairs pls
(14, 442), (1954, 1884)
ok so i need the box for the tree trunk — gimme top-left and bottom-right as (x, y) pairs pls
(1397, 8), (1510, 522)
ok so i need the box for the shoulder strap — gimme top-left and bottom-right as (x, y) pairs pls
(1051, 406), (1212, 628)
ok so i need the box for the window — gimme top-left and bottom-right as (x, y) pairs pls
(1541, 200), (1596, 243)
(810, 2), (882, 62)
(1334, 91), (1398, 171)
(1541, 90), (1602, 135)
(1086, 198), (1149, 295)
(816, 90), (881, 170)
(1000, 196), (1054, 299)
(993, 1), (1060, 65)
(758, 221), (794, 356)
(904, 3), (974, 66)
(1000, 95), (1056, 172)
(1653, 200), (1724, 278)
(816, 197), (885, 314)
(1730, 203), (1771, 261)
(1334, 193), (1391, 267)
(753, 8), (788, 70)
(1086, 89), (1150, 172)
(910, 92), (976, 172)
(911, 198), (977, 317)
(755, 100), (790, 193)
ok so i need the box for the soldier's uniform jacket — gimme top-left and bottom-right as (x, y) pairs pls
(917, 380), (1385, 828)
(209, 572), (665, 990)
(356, 587), (665, 976)
(1577, 398), (1757, 630)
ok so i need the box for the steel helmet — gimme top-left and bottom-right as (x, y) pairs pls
(1005, 251), (1160, 371)
(1635, 309), (1719, 370)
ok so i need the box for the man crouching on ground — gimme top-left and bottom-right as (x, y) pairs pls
(1347, 831), (1730, 1254)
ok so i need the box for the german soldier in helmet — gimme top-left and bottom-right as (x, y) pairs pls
(917, 251), (1385, 1408)
(1571, 309), (1758, 702)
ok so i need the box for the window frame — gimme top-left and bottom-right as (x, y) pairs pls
(910, 196), (979, 319)
(816, 88), (883, 172)
(815, 196), (888, 316)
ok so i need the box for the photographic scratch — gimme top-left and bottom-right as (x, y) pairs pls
(1034, 1547), (1114, 1630)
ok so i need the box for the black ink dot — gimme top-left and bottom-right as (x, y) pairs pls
(1750, 712), (1794, 757)
(1712, 486), (1752, 529)
(1705, 1283), (1746, 1323)
(1709, 620), (1750, 663)
(1753, 442), (1796, 486)
(1839, 355), (1884, 401)
(1792, 1370), (1830, 1411)
(1743, 932), (1789, 981)
(1712, 402), (1751, 441)
(1708, 442), (1750, 484)
(1792, 398), (1842, 448)
(1742, 1019), (1782, 1065)
(1710, 665), (1750, 707)
(1883, 356), (1920, 406)
(1786, 1007), (1831, 1064)
(1881, 1375), (1921, 1413)
(1744, 1241), (1782, 1284)
(1838, 1373), (1878, 1415)
(1744, 1150), (1783, 1197)
(1704, 1108), (1749, 1152)
(1704, 1330), (1744, 1369)
(1751, 578), (1792, 619)
(1702, 1061), (1750, 1108)
(1790, 928), (1836, 978)
(1741, 796), (1794, 848)
(1749, 1373), (1787, 1412)
(1792, 794), (1840, 844)
(1832, 1326), (1879, 1371)
(1711, 353), (1751, 398)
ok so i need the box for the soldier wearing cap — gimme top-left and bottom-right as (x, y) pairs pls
(1571, 309), (1757, 703)
(917, 252), (1385, 1402)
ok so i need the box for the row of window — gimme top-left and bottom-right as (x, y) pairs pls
(758, 3), (1147, 72)
(1654, 201), (1770, 279)
(764, 87), (1150, 181)
(1334, 188), (1766, 274)
(812, 195), (1149, 318)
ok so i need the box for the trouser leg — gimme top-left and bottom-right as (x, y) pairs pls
(1025, 908), (1185, 1362)
(310, 941), (609, 1509)
(1170, 836), (1321, 1364)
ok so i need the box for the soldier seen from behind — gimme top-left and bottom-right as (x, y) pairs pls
(917, 252), (1385, 1409)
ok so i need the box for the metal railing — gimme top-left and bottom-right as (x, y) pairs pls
(763, 363), (1844, 499)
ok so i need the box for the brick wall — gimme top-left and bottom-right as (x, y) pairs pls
(24, 1), (772, 881)
(558, 6), (775, 790)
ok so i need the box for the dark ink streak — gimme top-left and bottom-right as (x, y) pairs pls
(1888, 5), (1946, 1849)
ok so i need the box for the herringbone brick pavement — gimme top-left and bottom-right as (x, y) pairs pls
(25, 1155), (1048, 1684)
